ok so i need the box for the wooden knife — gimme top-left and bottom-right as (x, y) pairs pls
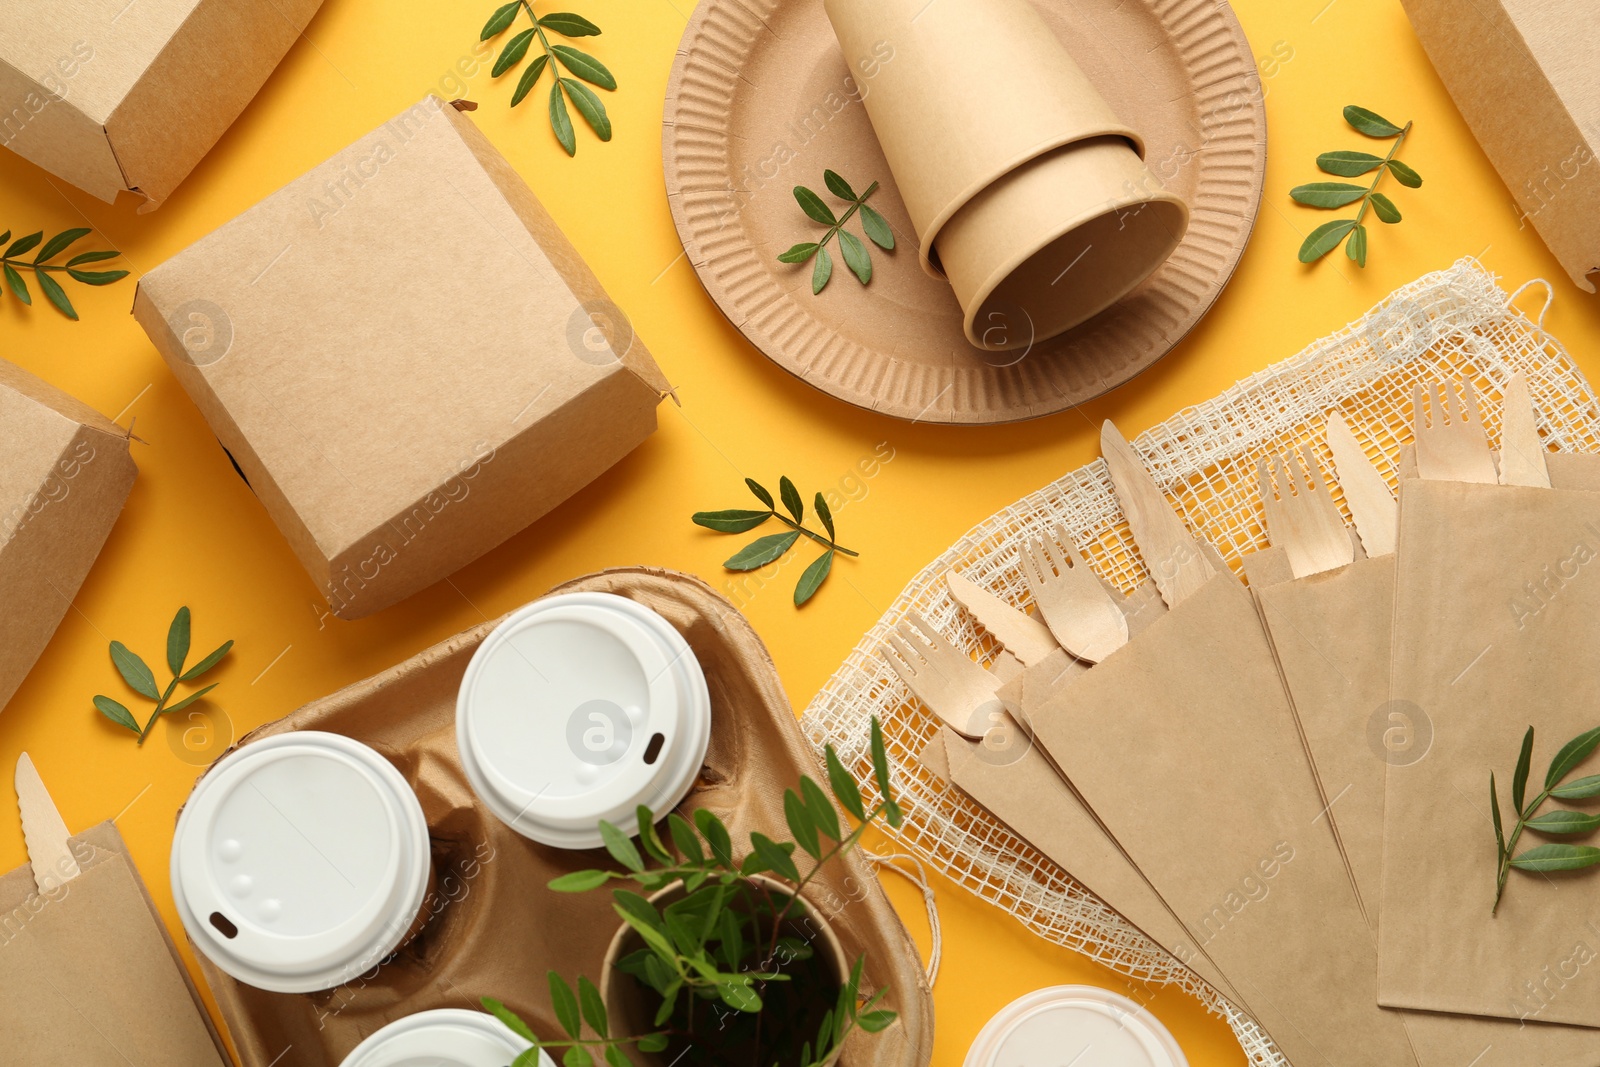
(946, 571), (1060, 666)
(1324, 411), (1398, 558)
(1100, 421), (1216, 607)
(16, 752), (80, 894)
(1497, 372), (1551, 488)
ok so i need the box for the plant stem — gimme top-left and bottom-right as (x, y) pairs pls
(519, 0), (563, 85)
(1494, 784), (1552, 914)
(1353, 120), (1411, 227)
(137, 675), (181, 745)
(769, 511), (858, 557)
(812, 183), (879, 260)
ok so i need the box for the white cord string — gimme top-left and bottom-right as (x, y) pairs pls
(1507, 278), (1554, 329)
(865, 850), (941, 986)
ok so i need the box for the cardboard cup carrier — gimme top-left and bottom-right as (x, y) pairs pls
(824, 0), (1189, 350)
(172, 732), (432, 995)
(456, 593), (711, 848)
(338, 1008), (550, 1067)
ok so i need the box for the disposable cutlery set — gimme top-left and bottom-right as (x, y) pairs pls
(887, 373), (1600, 1066)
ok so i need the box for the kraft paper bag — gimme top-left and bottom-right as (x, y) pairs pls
(0, 822), (229, 1066)
(1031, 572), (1419, 1067)
(187, 568), (932, 1067)
(1379, 481), (1600, 1028)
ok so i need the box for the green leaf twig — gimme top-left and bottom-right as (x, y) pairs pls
(480, 1), (615, 156)
(692, 476), (858, 606)
(0, 227), (129, 320)
(1290, 105), (1422, 268)
(778, 170), (894, 295)
(1490, 724), (1600, 914)
(93, 607), (233, 745)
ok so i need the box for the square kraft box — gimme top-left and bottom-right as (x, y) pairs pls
(0, 0), (324, 209)
(134, 96), (670, 619)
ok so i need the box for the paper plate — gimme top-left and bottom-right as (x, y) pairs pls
(964, 986), (1187, 1067)
(663, 0), (1266, 424)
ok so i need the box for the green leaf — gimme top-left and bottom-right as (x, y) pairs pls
(824, 170), (856, 200)
(1345, 223), (1367, 267)
(481, 2), (520, 38)
(481, 997), (540, 1042)
(1386, 160), (1423, 188)
(717, 979), (762, 1012)
(552, 46), (616, 91)
(511, 54), (550, 106)
(785, 788), (822, 858)
(600, 820), (645, 873)
(745, 478), (774, 509)
(4, 231), (43, 258)
(693, 808), (734, 867)
(838, 229), (872, 284)
(750, 832), (800, 882)
(614, 898), (676, 959)
(1526, 809), (1600, 834)
(858, 1009), (897, 1033)
(563, 1045), (593, 1067)
(870, 716), (898, 822)
(811, 247), (833, 294)
(1547, 725), (1600, 789)
(1344, 105), (1403, 137)
(66, 269), (128, 286)
(94, 695), (139, 734)
(167, 606), (191, 677)
(540, 12), (603, 36)
(858, 203), (894, 250)
(794, 551), (833, 607)
(110, 641), (160, 699)
(164, 683), (218, 715)
(800, 776), (841, 841)
(560, 78), (612, 140)
(604, 1047), (630, 1067)
(34, 228), (90, 264)
(794, 186), (836, 226)
(1288, 182), (1367, 208)
(723, 531), (799, 571)
(693, 508), (770, 533)
(0, 231), (9, 246)
(1315, 150), (1385, 176)
(4, 264), (31, 304)
(638, 1034), (669, 1053)
(493, 28), (536, 76)
(718, 907), (744, 971)
(550, 869), (612, 892)
(578, 975), (608, 1037)
(1509, 843), (1600, 872)
(777, 242), (819, 264)
(36, 271), (76, 320)
(1513, 727), (1534, 815)
(1298, 219), (1357, 263)
(512, 1050), (542, 1067)
(1369, 192), (1402, 224)
(667, 813), (704, 863)
(1491, 772), (1505, 863)
(779, 477), (803, 523)
(549, 82), (576, 156)
(636, 806), (671, 864)
(1551, 774), (1600, 800)
(549, 972), (581, 1037)
(66, 249), (120, 266)
(825, 744), (866, 822)
(180, 640), (233, 681)
(814, 493), (835, 540)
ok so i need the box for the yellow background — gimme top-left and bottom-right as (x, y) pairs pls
(2, 0), (1597, 1063)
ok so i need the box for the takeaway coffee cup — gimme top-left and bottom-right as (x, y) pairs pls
(171, 731), (432, 994)
(455, 592), (712, 849)
(339, 1008), (552, 1067)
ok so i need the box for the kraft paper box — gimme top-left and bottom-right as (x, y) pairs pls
(1031, 573), (1418, 1067)
(1401, 0), (1600, 291)
(0, 821), (228, 1065)
(0, 359), (136, 712)
(134, 96), (671, 619)
(0, 0), (324, 210)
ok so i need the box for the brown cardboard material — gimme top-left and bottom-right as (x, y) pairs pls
(822, 0), (1187, 349)
(1380, 480), (1600, 1028)
(1031, 573), (1420, 1067)
(134, 96), (670, 619)
(189, 568), (932, 1067)
(0, 0), (324, 209)
(0, 821), (229, 1065)
(0, 359), (136, 712)
(1401, 0), (1600, 291)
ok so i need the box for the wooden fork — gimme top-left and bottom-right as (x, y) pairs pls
(1412, 379), (1497, 484)
(1258, 446), (1355, 579)
(1018, 525), (1128, 663)
(881, 611), (1007, 739)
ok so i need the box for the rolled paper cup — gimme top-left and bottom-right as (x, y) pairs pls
(938, 137), (1190, 350)
(823, 0), (1144, 274)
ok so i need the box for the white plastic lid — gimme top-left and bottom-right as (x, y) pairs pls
(456, 593), (711, 849)
(339, 1009), (552, 1067)
(171, 731), (432, 994)
(964, 986), (1188, 1067)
